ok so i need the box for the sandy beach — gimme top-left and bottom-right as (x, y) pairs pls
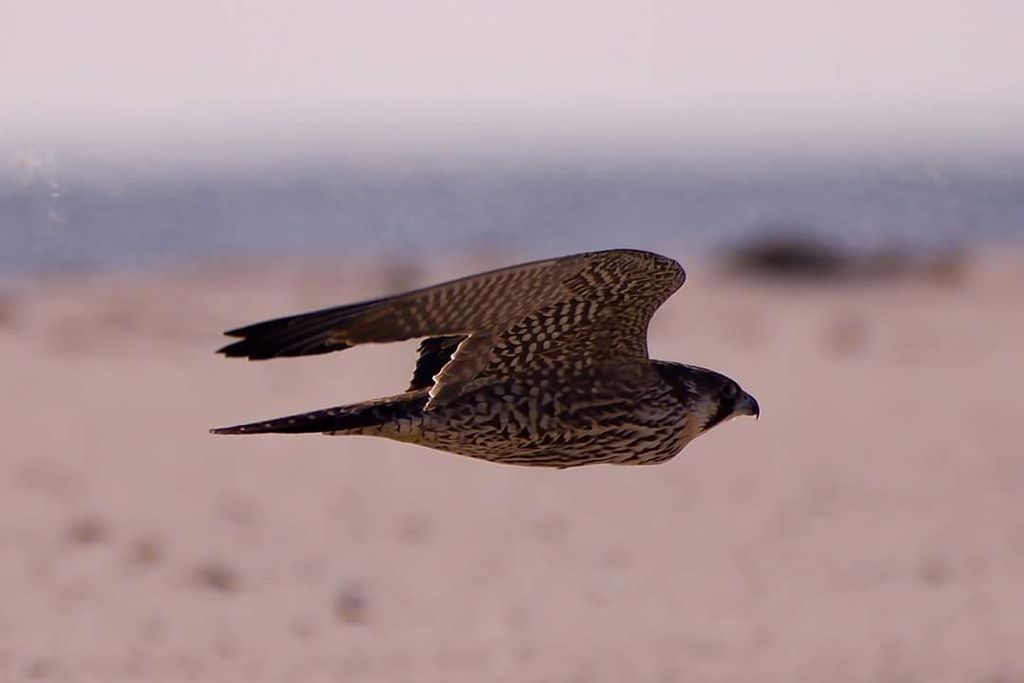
(1, 249), (1022, 682)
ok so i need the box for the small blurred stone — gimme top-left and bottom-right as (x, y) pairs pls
(290, 616), (317, 640)
(67, 515), (107, 544)
(334, 585), (368, 624)
(129, 537), (163, 565)
(194, 563), (241, 592)
(826, 315), (867, 356)
(919, 556), (951, 585)
(22, 657), (53, 680)
(396, 514), (431, 544)
(722, 232), (852, 280)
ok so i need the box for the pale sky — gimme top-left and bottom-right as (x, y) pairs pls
(3, 0), (1024, 165)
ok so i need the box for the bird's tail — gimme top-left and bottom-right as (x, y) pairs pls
(210, 394), (427, 436)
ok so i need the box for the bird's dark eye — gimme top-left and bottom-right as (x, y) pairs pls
(721, 383), (738, 400)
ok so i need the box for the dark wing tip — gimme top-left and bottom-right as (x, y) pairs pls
(222, 317), (286, 339)
(216, 337), (346, 360)
(216, 339), (262, 358)
(216, 300), (381, 360)
(216, 313), (355, 359)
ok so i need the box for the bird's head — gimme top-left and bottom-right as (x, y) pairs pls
(655, 362), (760, 436)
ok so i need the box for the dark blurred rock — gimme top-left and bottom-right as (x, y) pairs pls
(194, 562), (241, 592)
(129, 537), (164, 566)
(334, 584), (369, 624)
(918, 556), (952, 585)
(722, 232), (853, 280)
(67, 515), (108, 544)
(722, 230), (969, 284)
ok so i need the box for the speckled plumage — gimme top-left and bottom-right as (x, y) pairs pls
(212, 249), (759, 467)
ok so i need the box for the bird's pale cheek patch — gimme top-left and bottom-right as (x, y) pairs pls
(676, 401), (714, 442)
(698, 399), (735, 433)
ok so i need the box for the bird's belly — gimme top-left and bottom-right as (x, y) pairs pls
(416, 390), (686, 467)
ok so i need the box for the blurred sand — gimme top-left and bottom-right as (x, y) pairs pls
(1, 250), (1022, 682)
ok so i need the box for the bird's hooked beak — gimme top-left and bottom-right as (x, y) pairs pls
(734, 391), (760, 420)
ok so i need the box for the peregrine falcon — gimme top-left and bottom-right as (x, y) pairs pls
(212, 249), (759, 467)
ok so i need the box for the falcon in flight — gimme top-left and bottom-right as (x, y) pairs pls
(212, 249), (759, 467)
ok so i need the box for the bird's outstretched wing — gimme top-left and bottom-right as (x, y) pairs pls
(218, 249), (685, 407)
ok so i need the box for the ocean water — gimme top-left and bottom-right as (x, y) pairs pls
(2, 161), (1021, 273)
